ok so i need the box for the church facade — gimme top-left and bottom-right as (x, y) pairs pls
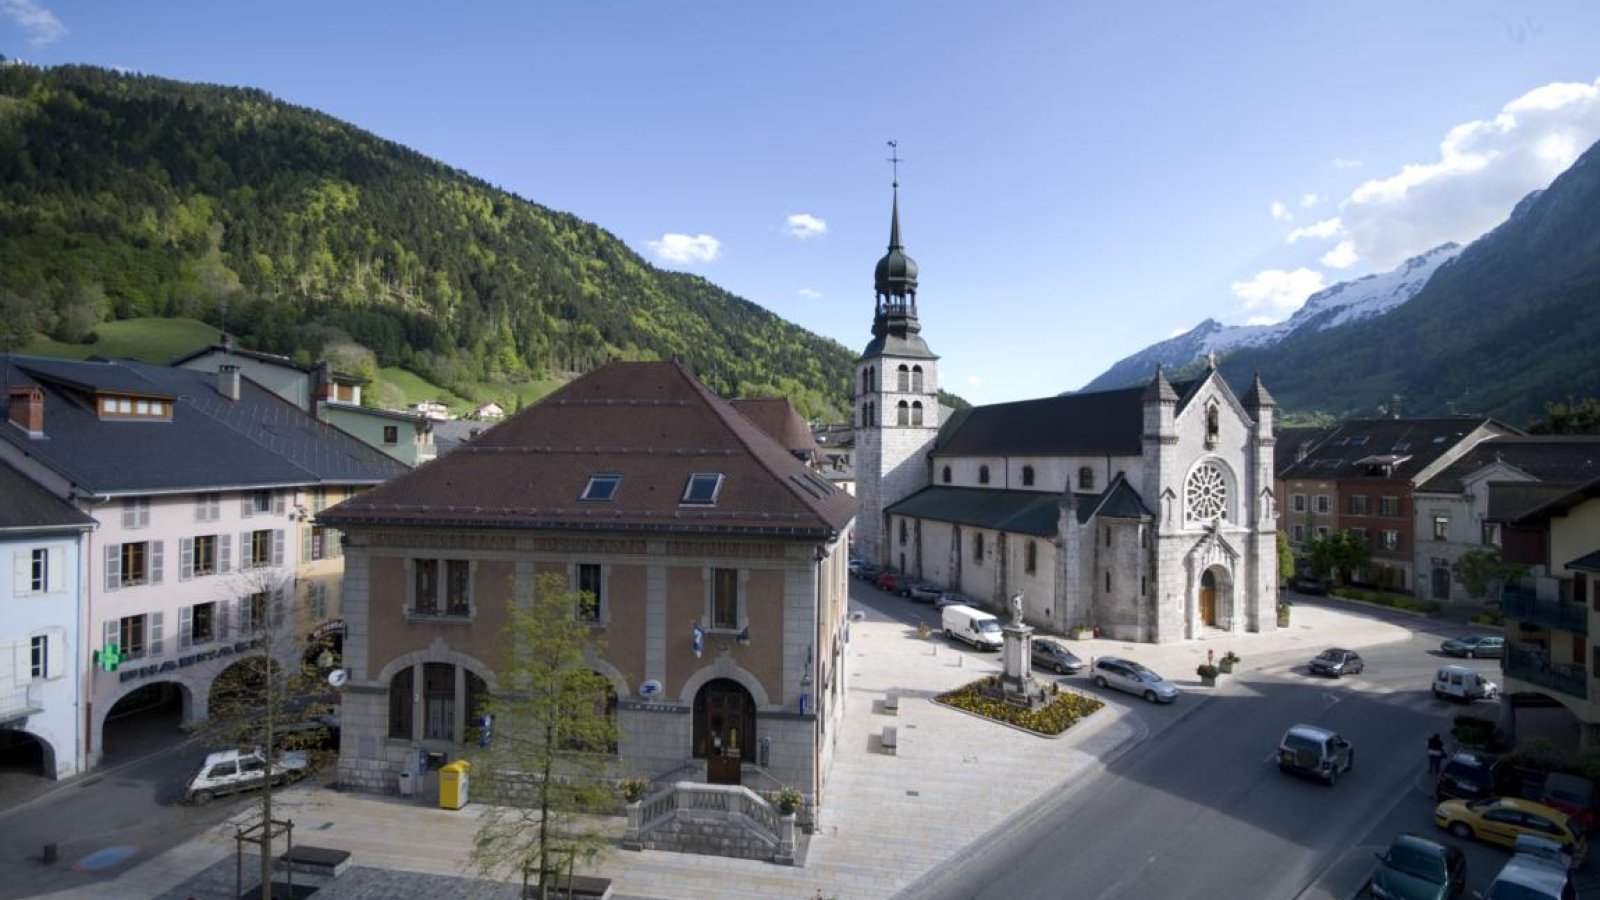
(853, 188), (1279, 643)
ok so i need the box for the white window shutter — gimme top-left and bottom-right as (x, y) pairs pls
(180, 538), (194, 582)
(148, 611), (164, 657)
(104, 544), (121, 592)
(46, 547), (63, 593)
(302, 527), (313, 562)
(218, 599), (232, 640)
(273, 529), (284, 567)
(137, 500), (150, 529)
(13, 643), (28, 682)
(103, 619), (117, 654)
(46, 628), (64, 679)
(242, 494), (253, 518)
(274, 493), (286, 516)
(239, 532), (251, 570)
(12, 550), (27, 594)
(121, 500), (136, 529)
(179, 605), (192, 650)
(194, 496), (204, 522)
(150, 541), (165, 585)
(219, 534), (232, 573)
(330, 529), (342, 559)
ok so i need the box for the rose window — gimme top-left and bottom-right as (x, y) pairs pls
(1186, 464), (1228, 522)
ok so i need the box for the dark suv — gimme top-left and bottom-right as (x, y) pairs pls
(1436, 751), (1509, 802)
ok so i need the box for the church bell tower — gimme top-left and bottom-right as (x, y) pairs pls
(855, 149), (940, 566)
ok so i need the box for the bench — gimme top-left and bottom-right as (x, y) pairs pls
(536, 874), (613, 899)
(883, 691), (900, 716)
(881, 726), (899, 755)
(276, 845), (352, 877)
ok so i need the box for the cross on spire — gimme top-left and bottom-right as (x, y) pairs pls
(887, 140), (902, 188)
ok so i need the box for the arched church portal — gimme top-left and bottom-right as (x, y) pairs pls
(1198, 565), (1234, 631)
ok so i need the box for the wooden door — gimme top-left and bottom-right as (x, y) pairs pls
(1432, 568), (1451, 600)
(698, 680), (750, 785)
(1200, 586), (1216, 626)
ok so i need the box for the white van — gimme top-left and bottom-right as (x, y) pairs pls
(941, 604), (1003, 651)
(1433, 664), (1500, 702)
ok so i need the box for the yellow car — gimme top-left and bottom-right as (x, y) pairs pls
(1434, 796), (1586, 862)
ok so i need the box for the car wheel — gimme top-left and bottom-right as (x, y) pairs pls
(1143, 690), (1158, 703)
(1465, 650), (1475, 659)
(1094, 676), (1108, 689)
(1057, 663), (1068, 675)
(1326, 767), (1338, 787)
(194, 790), (214, 806)
(1449, 822), (1473, 840)
(945, 628), (954, 639)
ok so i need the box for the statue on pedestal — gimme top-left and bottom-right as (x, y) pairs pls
(1009, 591), (1024, 626)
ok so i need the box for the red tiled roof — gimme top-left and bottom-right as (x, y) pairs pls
(730, 398), (820, 460)
(320, 361), (857, 536)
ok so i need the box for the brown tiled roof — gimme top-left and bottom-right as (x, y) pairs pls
(731, 398), (820, 461)
(319, 361), (857, 537)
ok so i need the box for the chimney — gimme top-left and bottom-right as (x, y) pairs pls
(7, 385), (44, 437)
(314, 362), (334, 402)
(1390, 394), (1403, 420)
(218, 364), (241, 401)
(220, 332), (234, 353)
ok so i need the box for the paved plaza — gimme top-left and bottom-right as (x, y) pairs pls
(38, 599), (1413, 900)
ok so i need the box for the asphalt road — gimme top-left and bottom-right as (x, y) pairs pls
(883, 597), (1534, 900)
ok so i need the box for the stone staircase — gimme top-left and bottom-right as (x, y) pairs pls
(624, 781), (798, 865)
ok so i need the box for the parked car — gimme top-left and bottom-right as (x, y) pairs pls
(1366, 833), (1466, 900)
(184, 747), (308, 805)
(850, 561), (882, 582)
(1513, 834), (1575, 873)
(875, 571), (908, 593)
(934, 591), (974, 609)
(1435, 752), (1509, 803)
(1288, 574), (1330, 595)
(1031, 639), (1084, 674)
(1439, 634), (1505, 659)
(1432, 665), (1500, 703)
(1434, 797), (1585, 864)
(1309, 647), (1365, 677)
(941, 604), (1004, 650)
(1478, 854), (1576, 900)
(1537, 773), (1597, 834)
(1277, 723), (1355, 786)
(902, 582), (944, 603)
(1091, 656), (1179, 704)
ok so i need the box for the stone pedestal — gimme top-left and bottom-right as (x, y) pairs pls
(1000, 622), (1035, 697)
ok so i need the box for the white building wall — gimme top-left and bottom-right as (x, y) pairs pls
(1, 529), (88, 778)
(85, 488), (301, 765)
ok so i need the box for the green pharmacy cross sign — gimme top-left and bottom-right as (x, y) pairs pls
(96, 642), (123, 672)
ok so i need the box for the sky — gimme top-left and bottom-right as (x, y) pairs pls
(6, 1), (1600, 406)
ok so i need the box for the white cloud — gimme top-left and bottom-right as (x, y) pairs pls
(1320, 240), (1359, 269)
(783, 213), (827, 239)
(647, 233), (721, 265)
(1333, 157), (1363, 170)
(1269, 200), (1292, 222)
(796, 288), (822, 299)
(966, 376), (982, 386)
(1286, 217), (1343, 244)
(1300, 193), (1320, 208)
(1340, 77), (1600, 268)
(1, 0), (65, 45)
(1245, 316), (1280, 327)
(1168, 326), (1192, 339)
(1230, 267), (1326, 313)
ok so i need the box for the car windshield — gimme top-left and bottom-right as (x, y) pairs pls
(1383, 846), (1446, 884)
(977, 620), (1001, 633)
(1129, 666), (1161, 682)
(1316, 650), (1343, 662)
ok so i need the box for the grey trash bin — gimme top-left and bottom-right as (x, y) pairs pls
(398, 769), (415, 797)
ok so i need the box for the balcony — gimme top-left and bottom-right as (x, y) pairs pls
(1505, 648), (1589, 701)
(1502, 587), (1589, 635)
(0, 682), (44, 724)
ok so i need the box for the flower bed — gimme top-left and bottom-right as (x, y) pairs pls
(934, 679), (1104, 736)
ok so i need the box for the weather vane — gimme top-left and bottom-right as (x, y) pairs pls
(887, 140), (902, 187)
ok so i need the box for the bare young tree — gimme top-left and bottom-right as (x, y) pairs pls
(191, 568), (339, 900)
(467, 572), (621, 900)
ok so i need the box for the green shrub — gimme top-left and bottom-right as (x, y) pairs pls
(936, 681), (1105, 736)
(1452, 714), (1496, 747)
(1330, 587), (1438, 615)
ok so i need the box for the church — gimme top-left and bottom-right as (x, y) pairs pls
(853, 184), (1279, 643)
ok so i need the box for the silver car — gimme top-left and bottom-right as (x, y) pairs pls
(1091, 656), (1179, 703)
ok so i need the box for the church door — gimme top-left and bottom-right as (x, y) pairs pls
(1432, 568), (1451, 600)
(1199, 570), (1218, 627)
(695, 679), (755, 785)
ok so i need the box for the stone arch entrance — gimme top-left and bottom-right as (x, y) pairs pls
(1192, 564), (1235, 635)
(0, 729), (57, 780)
(694, 678), (755, 785)
(99, 680), (197, 763)
(1200, 569), (1219, 627)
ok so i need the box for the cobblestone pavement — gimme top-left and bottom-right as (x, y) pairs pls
(47, 596), (1413, 900)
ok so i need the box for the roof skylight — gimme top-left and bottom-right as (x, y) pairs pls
(681, 472), (724, 505)
(581, 474), (622, 501)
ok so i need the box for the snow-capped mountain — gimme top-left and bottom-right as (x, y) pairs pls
(1080, 242), (1463, 392)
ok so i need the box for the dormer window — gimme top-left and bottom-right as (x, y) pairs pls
(97, 394), (170, 420)
(1021, 465), (1035, 487)
(581, 474), (622, 501)
(682, 473), (724, 505)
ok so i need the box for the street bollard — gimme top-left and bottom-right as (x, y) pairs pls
(42, 844), (57, 864)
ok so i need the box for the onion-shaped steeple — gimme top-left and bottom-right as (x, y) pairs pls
(874, 186), (919, 303)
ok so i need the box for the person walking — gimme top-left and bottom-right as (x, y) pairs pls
(1427, 733), (1446, 774)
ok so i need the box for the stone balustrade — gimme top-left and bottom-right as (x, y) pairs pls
(624, 780), (796, 865)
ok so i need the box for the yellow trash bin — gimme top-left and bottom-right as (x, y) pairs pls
(439, 760), (470, 809)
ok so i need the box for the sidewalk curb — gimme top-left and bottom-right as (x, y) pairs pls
(0, 742), (187, 823)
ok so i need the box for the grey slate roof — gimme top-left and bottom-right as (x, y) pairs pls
(1416, 435), (1600, 494)
(1085, 475), (1155, 520)
(885, 487), (1063, 536)
(432, 419), (493, 455)
(0, 355), (403, 495)
(1275, 425), (1338, 476)
(1486, 482), (1577, 522)
(1567, 549), (1600, 573)
(1278, 417), (1509, 482)
(932, 380), (1198, 459)
(0, 460), (94, 532)
(1501, 473), (1600, 525)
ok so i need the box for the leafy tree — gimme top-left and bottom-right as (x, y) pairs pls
(468, 572), (620, 900)
(1276, 530), (1294, 584)
(1454, 546), (1526, 601)
(189, 570), (338, 900)
(1306, 530), (1371, 586)
(1527, 396), (1600, 435)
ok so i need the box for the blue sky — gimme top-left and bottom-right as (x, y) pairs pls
(6, 1), (1600, 405)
